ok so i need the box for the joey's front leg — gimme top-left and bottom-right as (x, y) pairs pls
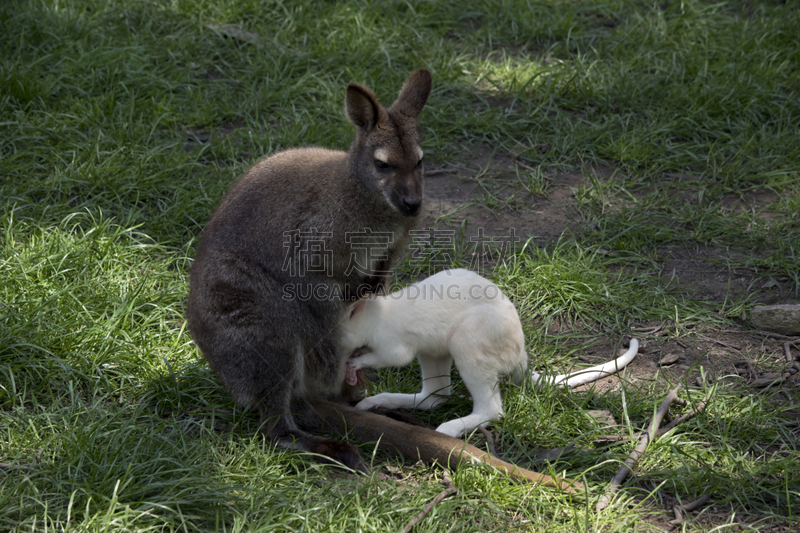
(356, 392), (420, 411)
(348, 351), (383, 372)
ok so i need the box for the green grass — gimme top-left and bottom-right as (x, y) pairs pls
(2, 0), (799, 531)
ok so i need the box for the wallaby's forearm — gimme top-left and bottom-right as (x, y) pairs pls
(310, 399), (584, 493)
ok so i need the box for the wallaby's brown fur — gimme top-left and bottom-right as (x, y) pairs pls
(188, 70), (432, 471)
(187, 70), (579, 489)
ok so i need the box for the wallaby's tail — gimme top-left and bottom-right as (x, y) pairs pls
(311, 399), (584, 493)
(531, 338), (639, 389)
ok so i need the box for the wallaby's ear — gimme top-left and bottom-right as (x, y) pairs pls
(345, 83), (385, 132)
(349, 298), (368, 320)
(389, 69), (432, 118)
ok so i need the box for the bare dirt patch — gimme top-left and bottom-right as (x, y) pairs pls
(421, 150), (798, 377)
(422, 147), (582, 245)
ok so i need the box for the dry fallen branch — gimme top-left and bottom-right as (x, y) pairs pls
(784, 342), (793, 363)
(668, 494), (712, 528)
(596, 388), (681, 512)
(751, 372), (792, 388)
(402, 471), (458, 533)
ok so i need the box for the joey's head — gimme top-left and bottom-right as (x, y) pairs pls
(345, 69), (432, 217)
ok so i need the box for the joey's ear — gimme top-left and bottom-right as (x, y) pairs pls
(349, 298), (368, 320)
(345, 83), (386, 132)
(389, 69), (432, 118)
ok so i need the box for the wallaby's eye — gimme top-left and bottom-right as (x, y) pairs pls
(374, 159), (389, 170)
(416, 157), (423, 168)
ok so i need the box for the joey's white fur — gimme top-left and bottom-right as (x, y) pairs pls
(341, 269), (639, 438)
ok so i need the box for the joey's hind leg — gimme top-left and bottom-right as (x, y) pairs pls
(435, 350), (505, 438)
(416, 354), (452, 408)
(355, 355), (452, 411)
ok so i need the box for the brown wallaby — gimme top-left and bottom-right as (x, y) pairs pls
(187, 70), (581, 492)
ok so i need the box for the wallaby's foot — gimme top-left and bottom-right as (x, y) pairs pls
(264, 406), (369, 473)
(366, 405), (430, 428)
(306, 437), (369, 473)
(275, 431), (369, 473)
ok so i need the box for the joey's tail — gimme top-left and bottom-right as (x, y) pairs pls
(531, 338), (639, 389)
(310, 399), (584, 493)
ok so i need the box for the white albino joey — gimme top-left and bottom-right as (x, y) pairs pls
(341, 269), (639, 438)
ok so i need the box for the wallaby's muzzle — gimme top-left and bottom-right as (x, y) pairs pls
(390, 181), (422, 217)
(401, 194), (422, 216)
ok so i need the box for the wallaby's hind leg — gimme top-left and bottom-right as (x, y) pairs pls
(283, 396), (368, 473)
(210, 336), (367, 472)
(355, 355), (452, 411)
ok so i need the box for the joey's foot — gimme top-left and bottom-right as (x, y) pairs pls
(367, 406), (430, 428)
(434, 420), (468, 438)
(309, 438), (369, 473)
(354, 395), (381, 410)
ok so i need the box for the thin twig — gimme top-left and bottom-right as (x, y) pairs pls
(753, 330), (800, 341)
(593, 435), (627, 444)
(533, 445), (576, 462)
(672, 397), (688, 407)
(402, 472), (458, 533)
(596, 388), (680, 512)
(425, 167), (459, 177)
(631, 324), (664, 335)
(784, 342), (793, 363)
(756, 420), (800, 429)
(514, 159), (554, 178)
(477, 426), (497, 456)
(696, 334), (741, 351)
(0, 462), (34, 471)
(592, 393), (708, 448)
(657, 394), (710, 437)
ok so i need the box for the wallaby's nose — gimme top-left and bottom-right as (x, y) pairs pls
(403, 197), (421, 216)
